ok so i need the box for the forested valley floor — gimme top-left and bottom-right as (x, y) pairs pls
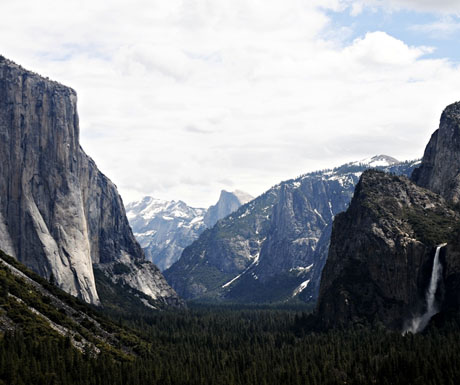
(1, 299), (460, 385)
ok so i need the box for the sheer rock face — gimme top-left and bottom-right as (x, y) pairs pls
(316, 102), (460, 330)
(203, 190), (254, 228)
(412, 102), (460, 203)
(316, 170), (459, 329)
(411, 101), (460, 318)
(165, 160), (417, 303)
(0, 56), (180, 306)
(164, 174), (355, 302)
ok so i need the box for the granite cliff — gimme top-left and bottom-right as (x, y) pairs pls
(164, 157), (418, 303)
(412, 102), (460, 203)
(316, 170), (458, 329)
(0, 56), (181, 307)
(203, 190), (254, 228)
(317, 102), (460, 330)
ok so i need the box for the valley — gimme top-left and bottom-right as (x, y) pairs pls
(1, 51), (460, 384)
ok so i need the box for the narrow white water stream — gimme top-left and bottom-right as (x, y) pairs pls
(404, 243), (446, 334)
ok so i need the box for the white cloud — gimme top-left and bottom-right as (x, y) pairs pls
(343, 32), (433, 66)
(1, 1), (460, 207)
(345, 0), (460, 14)
(410, 16), (460, 37)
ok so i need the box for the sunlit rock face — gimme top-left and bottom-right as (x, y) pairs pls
(0, 56), (181, 307)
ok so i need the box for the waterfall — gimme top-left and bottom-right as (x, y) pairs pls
(404, 244), (446, 334)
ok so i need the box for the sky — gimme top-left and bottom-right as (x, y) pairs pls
(1, 0), (460, 207)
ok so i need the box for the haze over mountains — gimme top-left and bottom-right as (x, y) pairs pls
(2, 0), (460, 377)
(126, 190), (253, 271)
(1, 54), (429, 314)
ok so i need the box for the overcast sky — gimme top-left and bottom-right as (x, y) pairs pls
(1, 0), (460, 207)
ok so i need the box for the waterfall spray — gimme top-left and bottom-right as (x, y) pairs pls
(404, 243), (447, 334)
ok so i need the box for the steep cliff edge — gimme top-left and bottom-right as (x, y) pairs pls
(412, 102), (460, 203)
(203, 190), (254, 228)
(317, 102), (460, 330)
(316, 170), (459, 329)
(165, 158), (418, 303)
(0, 56), (181, 307)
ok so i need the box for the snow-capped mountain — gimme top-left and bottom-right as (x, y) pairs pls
(351, 154), (399, 168)
(126, 191), (253, 271)
(164, 156), (420, 304)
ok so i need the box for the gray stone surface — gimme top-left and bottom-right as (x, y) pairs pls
(165, 157), (418, 303)
(317, 101), (460, 330)
(0, 56), (180, 306)
(316, 170), (458, 329)
(412, 101), (460, 203)
(204, 190), (254, 228)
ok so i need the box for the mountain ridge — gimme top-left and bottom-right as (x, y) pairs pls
(126, 190), (253, 271)
(164, 156), (419, 304)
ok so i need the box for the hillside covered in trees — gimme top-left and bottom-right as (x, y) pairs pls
(2, 252), (460, 385)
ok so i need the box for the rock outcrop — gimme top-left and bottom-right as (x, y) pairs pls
(412, 102), (460, 203)
(0, 56), (181, 307)
(316, 170), (458, 329)
(203, 190), (254, 228)
(317, 102), (460, 330)
(164, 157), (418, 303)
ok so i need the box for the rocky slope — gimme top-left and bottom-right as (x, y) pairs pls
(0, 249), (151, 356)
(126, 190), (253, 271)
(0, 56), (181, 307)
(164, 156), (419, 303)
(317, 101), (460, 331)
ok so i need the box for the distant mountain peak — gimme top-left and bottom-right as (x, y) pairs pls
(164, 158), (419, 304)
(352, 154), (399, 168)
(127, 189), (252, 271)
(316, 101), (460, 331)
(204, 190), (254, 228)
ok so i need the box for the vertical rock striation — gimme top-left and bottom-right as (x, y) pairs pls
(165, 158), (418, 303)
(203, 190), (254, 228)
(412, 101), (460, 203)
(0, 56), (181, 307)
(316, 171), (458, 329)
(317, 101), (460, 330)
